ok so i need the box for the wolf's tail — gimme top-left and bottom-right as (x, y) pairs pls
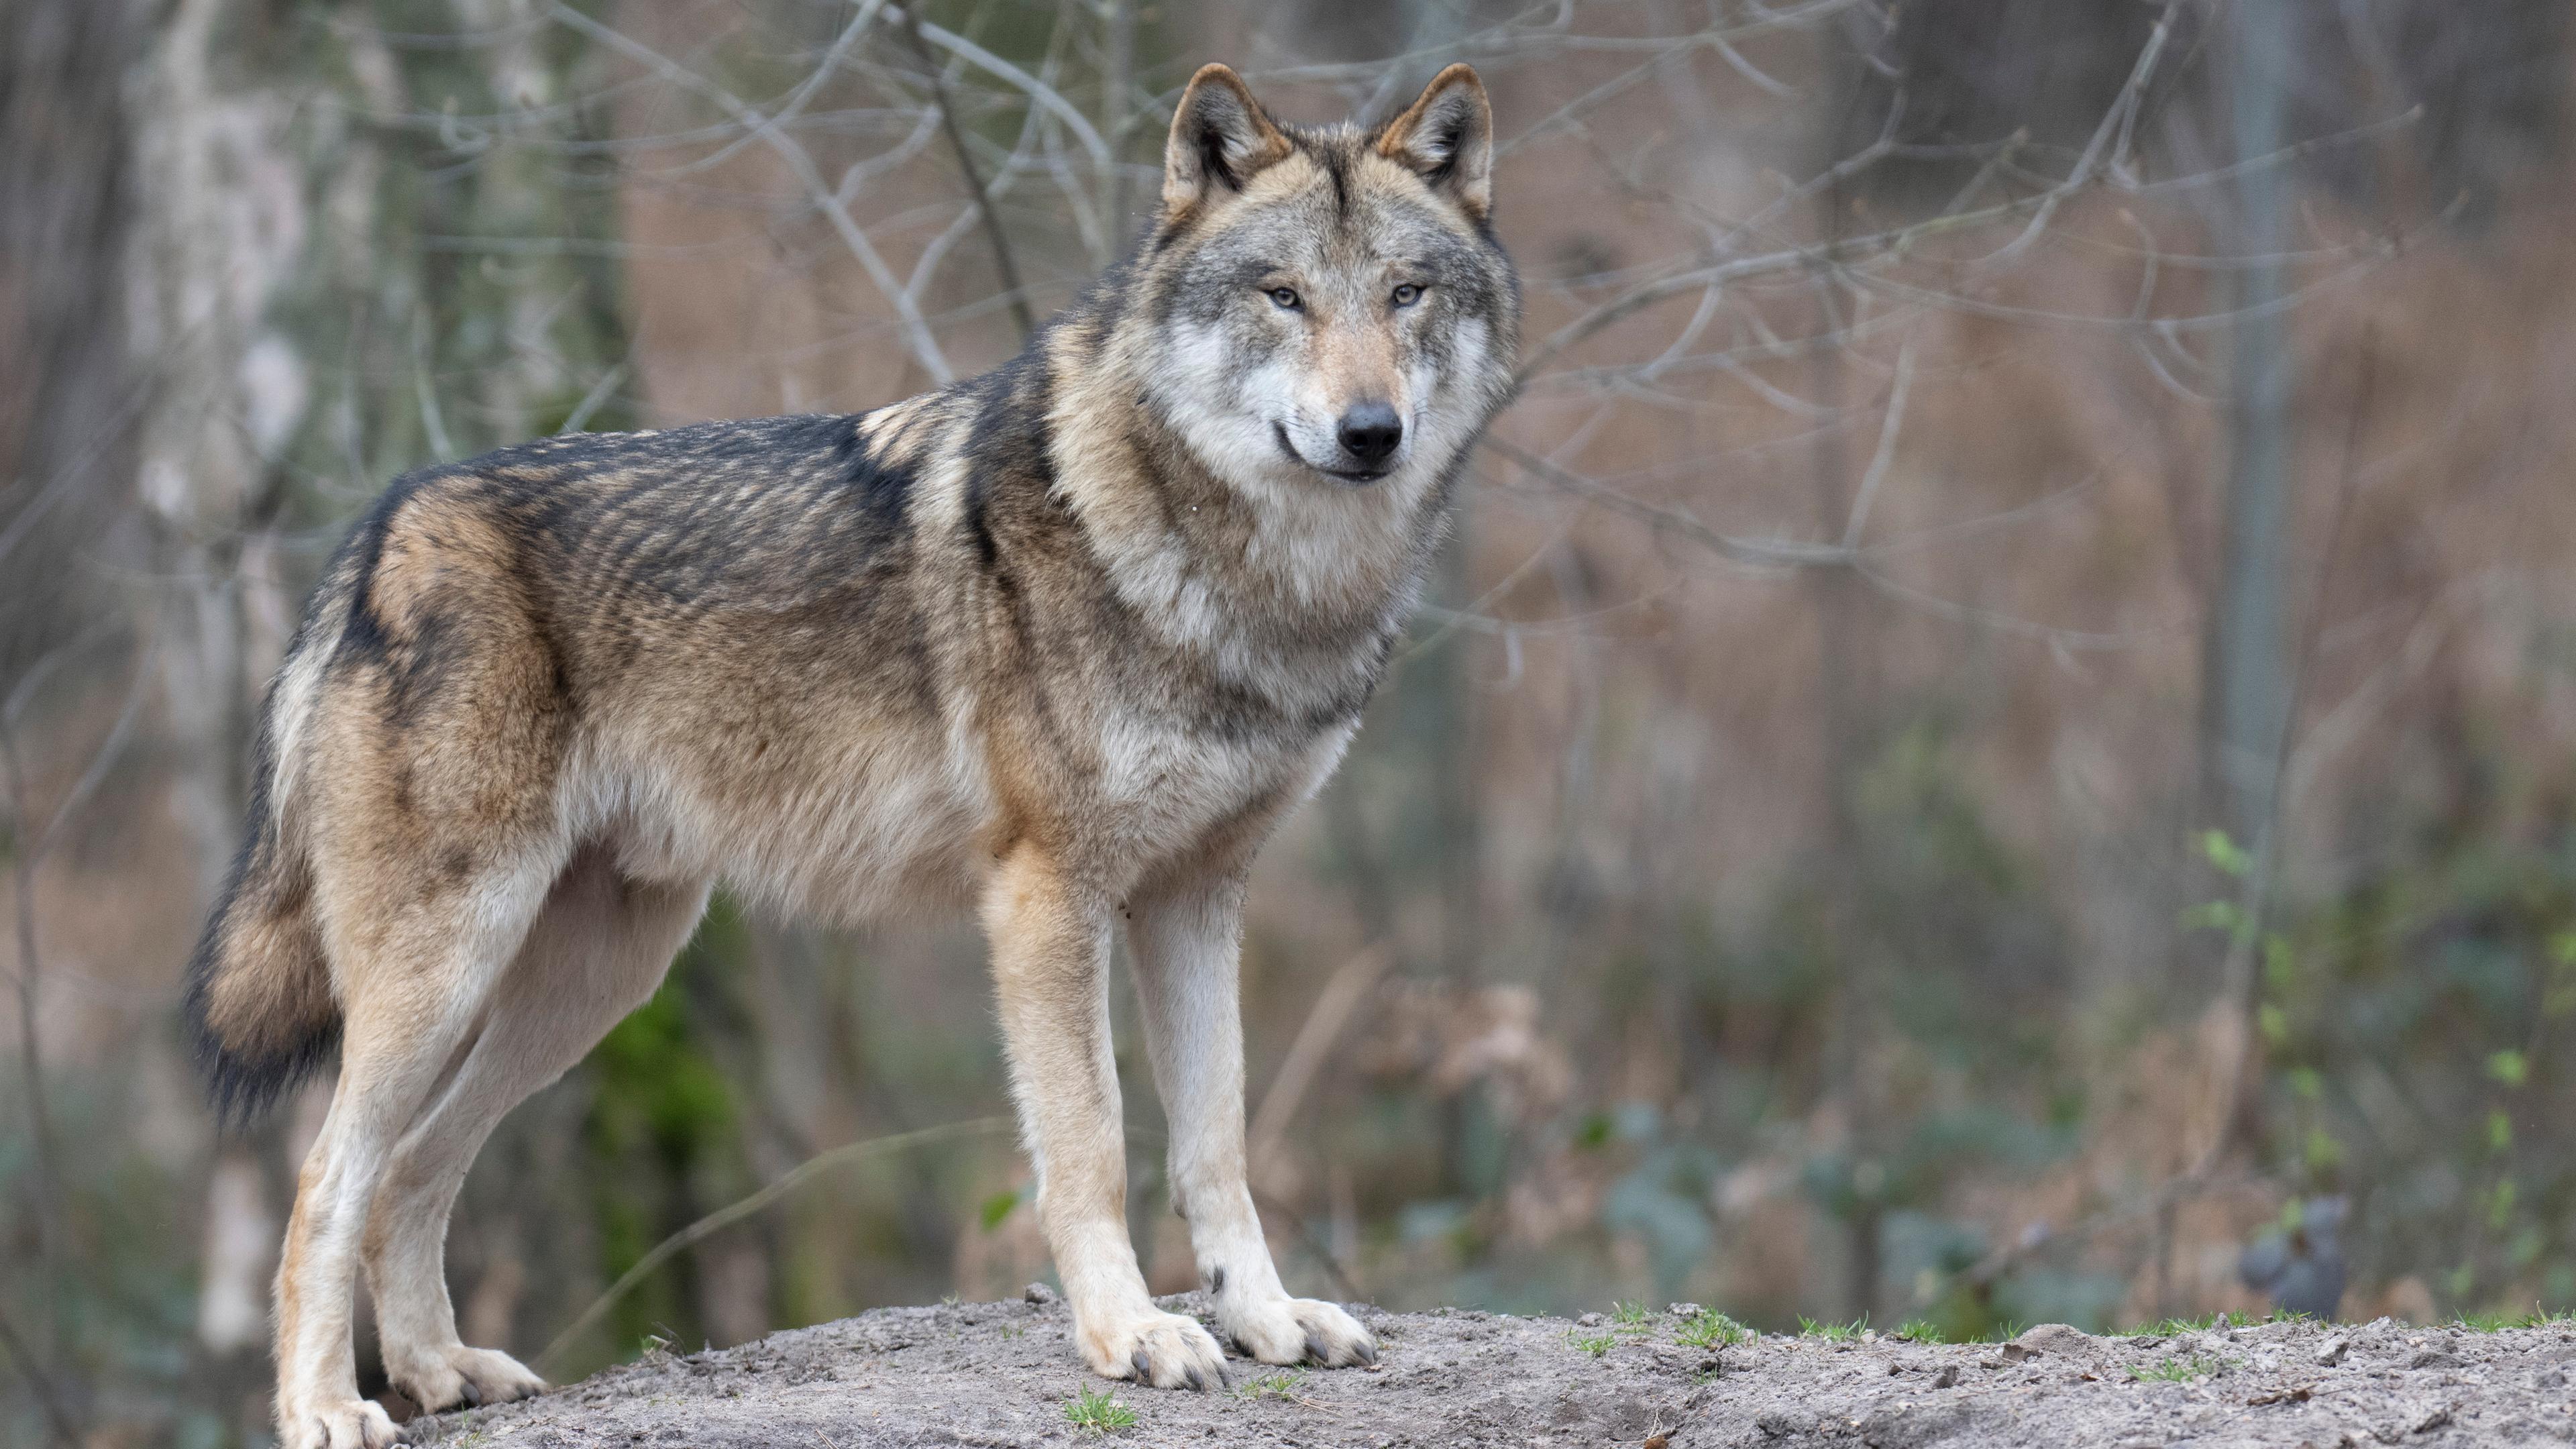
(182, 590), (350, 1124)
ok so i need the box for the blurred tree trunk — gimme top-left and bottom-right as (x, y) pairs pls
(2204, 2), (2296, 851)
(1, 3), (144, 1432)
(1811, 24), (1884, 1328)
(2190, 0), (2297, 1179)
(127, 0), (636, 1393)
(131, 0), (313, 1393)
(0, 0), (140, 678)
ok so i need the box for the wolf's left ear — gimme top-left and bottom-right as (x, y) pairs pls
(1375, 64), (1494, 219)
(1163, 64), (1293, 219)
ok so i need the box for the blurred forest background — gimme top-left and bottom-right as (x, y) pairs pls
(8, 0), (2576, 1442)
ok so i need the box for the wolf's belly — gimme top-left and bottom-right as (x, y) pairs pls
(571, 692), (1346, 923)
(574, 708), (994, 925)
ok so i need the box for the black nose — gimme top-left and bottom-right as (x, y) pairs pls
(1335, 402), (1403, 466)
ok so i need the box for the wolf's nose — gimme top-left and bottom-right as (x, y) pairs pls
(1336, 403), (1403, 466)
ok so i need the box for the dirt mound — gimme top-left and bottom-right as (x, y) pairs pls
(405, 1297), (2576, 1447)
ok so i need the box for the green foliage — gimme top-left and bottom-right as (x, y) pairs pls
(2200, 829), (2255, 878)
(582, 897), (756, 1360)
(1568, 1331), (1616, 1357)
(1607, 1300), (1658, 1335)
(1799, 1315), (1867, 1343)
(2454, 1307), (2576, 1332)
(2129, 1353), (2233, 1382)
(2251, 802), (2576, 1313)
(1235, 1368), (1306, 1401)
(1063, 1386), (1138, 1435)
(2116, 1310), (2302, 1336)
(1677, 1309), (1754, 1349)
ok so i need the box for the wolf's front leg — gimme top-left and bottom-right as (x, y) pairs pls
(983, 846), (1228, 1390)
(1125, 869), (1377, 1370)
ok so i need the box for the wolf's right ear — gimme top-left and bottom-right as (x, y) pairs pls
(1161, 64), (1293, 221)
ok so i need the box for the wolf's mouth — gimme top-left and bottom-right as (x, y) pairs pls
(1274, 422), (1390, 486)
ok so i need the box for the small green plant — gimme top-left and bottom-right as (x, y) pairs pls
(2116, 1309), (2316, 1338)
(1608, 1301), (1658, 1336)
(1894, 1318), (1943, 1344)
(2454, 1307), (2573, 1332)
(1569, 1332), (1617, 1358)
(1236, 1368), (1306, 1401)
(1798, 1315), (1867, 1344)
(1676, 1309), (1753, 1350)
(2129, 1353), (2232, 1383)
(1065, 1386), (1138, 1436)
(2117, 1313), (2220, 1338)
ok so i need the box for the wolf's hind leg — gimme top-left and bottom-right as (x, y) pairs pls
(364, 850), (710, 1413)
(1126, 867), (1376, 1369)
(983, 846), (1228, 1391)
(272, 853), (564, 1449)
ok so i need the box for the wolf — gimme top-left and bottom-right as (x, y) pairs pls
(182, 62), (1517, 1448)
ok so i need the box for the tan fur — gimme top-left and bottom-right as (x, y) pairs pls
(188, 64), (1517, 1448)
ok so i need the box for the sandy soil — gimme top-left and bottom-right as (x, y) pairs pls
(404, 1293), (2576, 1447)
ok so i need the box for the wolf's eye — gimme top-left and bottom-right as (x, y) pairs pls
(1268, 286), (1302, 310)
(1391, 283), (1424, 307)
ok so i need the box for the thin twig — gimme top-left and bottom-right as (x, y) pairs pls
(535, 1117), (1012, 1373)
(1839, 341), (1913, 550)
(0, 1303), (80, 1448)
(2192, 329), (2380, 1179)
(549, 2), (955, 384)
(902, 5), (1036, 339)
(894, 7), (1109, 166)
(1100, 0), (1138, 239)
(1248, 945), (1392, 1183)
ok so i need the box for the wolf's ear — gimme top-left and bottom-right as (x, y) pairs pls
(1375, 64), (1493, 219)
(1161, 64), (1293, 219)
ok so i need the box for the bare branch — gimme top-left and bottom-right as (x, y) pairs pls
(549, 2), (957, 384)
(900, 5), (1036, 339)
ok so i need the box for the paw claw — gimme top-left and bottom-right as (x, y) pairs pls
(1081, 1306), (1228, 1391)
(282, 1397), (399, 1449)
(386, 1344), (545, 1415)
(1222, 1294), (1378, 1370)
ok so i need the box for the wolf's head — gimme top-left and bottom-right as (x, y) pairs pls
(1121, 64), (1520, 500)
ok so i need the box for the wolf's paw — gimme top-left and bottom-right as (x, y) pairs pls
(1221, 1294), (1378, 1368)
(386, 1344), (546, 1413)
(280, 1397), (399, 1449)
(1079, 1305), (1229, 1391)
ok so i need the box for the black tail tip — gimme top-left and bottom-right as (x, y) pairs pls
(181, 971), (339, 1133)
(193, 1027), (340, 1132)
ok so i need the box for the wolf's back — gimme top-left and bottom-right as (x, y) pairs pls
(181, 555), (354, 1123)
